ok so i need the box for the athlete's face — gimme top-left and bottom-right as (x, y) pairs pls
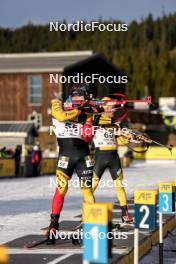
(103, 104), (113, 117)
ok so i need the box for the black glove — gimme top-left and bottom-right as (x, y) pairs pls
(93, 114), (101, 126)
(79, 102), (94, 114)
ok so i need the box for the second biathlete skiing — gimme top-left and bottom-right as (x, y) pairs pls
(92, 97), (133, 223)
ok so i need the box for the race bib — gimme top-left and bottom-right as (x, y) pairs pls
(85, 156), (94, 168)
(58, 156), (69, 169)
(93, 128), (116, 148)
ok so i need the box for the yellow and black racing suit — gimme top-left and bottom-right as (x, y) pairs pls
(92, 115), (133, 222)
(48, 99), (95, 240)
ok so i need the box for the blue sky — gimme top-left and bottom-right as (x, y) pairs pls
(0, 0), (176, 28)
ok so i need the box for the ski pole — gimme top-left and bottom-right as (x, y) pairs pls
(151, 140), (173, 153)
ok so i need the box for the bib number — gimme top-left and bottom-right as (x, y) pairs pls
(58, 157), (69, 169)
(85, 156), (94, 168)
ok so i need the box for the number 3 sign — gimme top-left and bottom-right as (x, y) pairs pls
(134, 190), (157, 231)
(159, 182), (175, 213)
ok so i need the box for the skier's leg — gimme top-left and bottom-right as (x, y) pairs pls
(110, 156), (133, 223)
(92, 171), (100, 192)
(73, 156), (95, 229)
(80, 185), (95, 204)
(115, 178), (133, 222)
(92, 152), (106, 192)
(47, 169), (70, 243)
(52, 169), (70, 214)
(75, 182), (95, 229)
(114, 170), (127, 207)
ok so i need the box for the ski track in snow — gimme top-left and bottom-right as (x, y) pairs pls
(0, 160), (176, 263)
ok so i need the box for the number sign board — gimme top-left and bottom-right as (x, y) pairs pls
(159, 182), (175, 213)
(173, 179), (176, 202)
(134, 190), (157, 231)
(83, 203), (113, 264)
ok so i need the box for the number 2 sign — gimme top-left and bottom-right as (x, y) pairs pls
(134, 190), (157, 231)
(139, 205), (150, 229)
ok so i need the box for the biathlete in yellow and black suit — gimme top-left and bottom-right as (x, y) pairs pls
(47, 84), (95, 243)
(92, 97), (133, 223)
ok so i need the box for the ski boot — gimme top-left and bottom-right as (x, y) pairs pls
(46, 214), (59, 244)
(121, 206), (133, 223)
(72, 220), (83, 245)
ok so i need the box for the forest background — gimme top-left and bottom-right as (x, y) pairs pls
(0, 13), (176, 99)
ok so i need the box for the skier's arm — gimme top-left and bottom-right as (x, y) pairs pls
(114, 122), (133, 145)
(51, 99), (80, 122)
(116, 135), (131, 146)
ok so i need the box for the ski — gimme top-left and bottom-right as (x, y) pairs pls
(112, 222), (134, 231)
(24, 229), (83, 248)
(24, 238), (48, 248)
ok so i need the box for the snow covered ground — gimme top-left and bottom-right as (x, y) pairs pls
(0, 160), (176, 262)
